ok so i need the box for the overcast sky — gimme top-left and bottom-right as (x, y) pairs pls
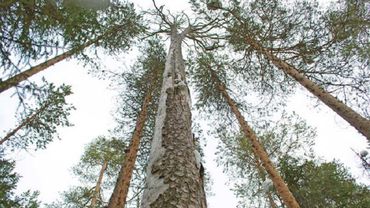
(0, 0), (369, 208)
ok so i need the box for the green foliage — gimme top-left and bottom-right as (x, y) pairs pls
(0, 149), (41, 207)
(216, 106), (369, 207)
(1, 83), (75, 150)
(188, 52), (230, 114)
(0, 0), (144, 107)
(325, 0), (370, 62)
(63, 0), (111, 10)
(73, 136), (126, 187)
(46, 186), (103, 208)
(0, 0), (61, 74)
(216, 112), (316, 207)
(188, 51), (292, 127)
(112, 38), (166, 207)
(280, 156), (370, 208)
(49, 136), (126, 207)
(222, 0), (370, 117)
(114, 38), (166, 127)
(0, 152), (18, 207)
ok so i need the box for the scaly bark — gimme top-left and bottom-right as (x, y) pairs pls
(107, 91), (152, 208)
(244, 36), (370, 141)
(140, 28), (207, 208)
(210, 70), (300, 208)
(90, 160), (108, 208)
(0, 102), (49, 145)
(0, 25), (122, 94)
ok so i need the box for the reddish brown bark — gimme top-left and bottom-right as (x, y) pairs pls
(0, 41), (94, 94)
(90, 160), (108, 208)
(0, 25), (122, 94)
(210, 70), (300, 208)
(244, 36), (370, 141)
(255, 157), (278, 208)
(107, 92), (152, 208)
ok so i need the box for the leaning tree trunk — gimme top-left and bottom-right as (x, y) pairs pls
(140, 28), (207, 208)
(210, 70), (300, 208)
(255, 158), (278, 208)
(0, 25), (122, 94)
(0, 40), (94, 94)
(0, 101), (49, 145)
(107, 91), (152, 208)
(90, 160), (108, 208)
(244, 36), (370, 141)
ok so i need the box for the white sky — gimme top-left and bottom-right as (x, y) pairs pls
(0, 0), (369, 208)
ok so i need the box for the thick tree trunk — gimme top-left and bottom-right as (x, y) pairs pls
(210, 70), (300, 208)
(0, 102), (49, 145)
(140, 28), (207, 208)
(244, 36), (370, 141)
(107, 92), (152, 208)
(90, 160), (108, 208)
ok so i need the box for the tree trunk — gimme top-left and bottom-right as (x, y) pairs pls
(210, 70), (300, 208)
(255, 157), (278, 208)
(0, 41), (94, 94)
(0, 25), (122, 94)
(0, 102), (49, 145)
(244, 36), (370, 141)
(90, 160), (108, 208)
(107, 91), (152, 208)
(140, 28), (207, 208)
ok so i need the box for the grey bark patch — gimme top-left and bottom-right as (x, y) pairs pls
(141, 31), (206, 208)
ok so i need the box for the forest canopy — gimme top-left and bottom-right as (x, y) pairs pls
(0, 0), (369, 207)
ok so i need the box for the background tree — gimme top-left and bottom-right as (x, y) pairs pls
(280, 156), (370, 208)
(0, 83), (74, 150)
(0, 149), (41, 207)
(0, 0), (143, 116)
(48, 136), (126, 207)
(2, 0), (369, 207)
(215, 111), (316, 207)
(108, 38), (166, 208)
(189, 51), (300, 207)
(222, 0), (370, 139)
(189, 0), (370, 139)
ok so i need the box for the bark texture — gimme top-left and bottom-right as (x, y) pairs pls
(90, 160), (108, 208)
(244, 36), (370, 141)
(0, 41), (94, 94)
(0, 25), (122, 93)
(107, 92), (152, 208)
(210, 70), (300, 208)
(141, 29), (207, 208)
(256, 158), (277, 208)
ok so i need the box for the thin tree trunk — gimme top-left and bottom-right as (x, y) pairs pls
(210, 70), (300, 208)
(0, 42), (94, 94)
(107, 91), (152, 208)
(255, 158), (278, 208)
(0, 102), (49, 145)
(244, 36), (370, 141)
(140, 28), (207, 208)
(0, 25), (122, 94)
(267, 192), (278, 208)
(90, 160), (108, 208)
